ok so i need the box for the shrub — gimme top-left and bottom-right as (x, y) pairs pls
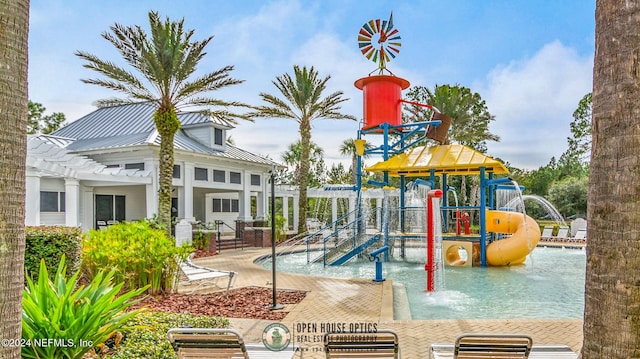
(24, 226), (82, 281)
(82, 221), (192, 295)
(108, 312), (229, 359)
(22, 256), (148, 359)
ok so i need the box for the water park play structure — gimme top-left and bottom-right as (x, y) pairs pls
(275, 13), (542, 290)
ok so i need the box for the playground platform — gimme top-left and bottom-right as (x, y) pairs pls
(189, 247), (583, 358)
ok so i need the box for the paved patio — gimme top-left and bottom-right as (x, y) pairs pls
(190, 247), (583, 358)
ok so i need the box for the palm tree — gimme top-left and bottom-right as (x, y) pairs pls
(250, 65), (356, 233)
(583, 1), (640, 357)
(405, 84), (500, 206)
(76, 11), (249, 233)
(281, 140), (325, 187)
(339, 138), (373, 184)
(0, 1), (28, 357)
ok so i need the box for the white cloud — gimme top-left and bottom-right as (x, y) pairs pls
(479, 41), (593, 169)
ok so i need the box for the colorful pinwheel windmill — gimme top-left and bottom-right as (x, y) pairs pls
(358, 12), (401, 72)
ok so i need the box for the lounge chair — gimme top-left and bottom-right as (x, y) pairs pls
(167, 328), (298, 359)
(430, 333), (577, 358)
(324, 329), (400, 358)
(554, 226), (570, 242)
(573, 229), (587, 242)
(177, 254), (237, 295)
(540, 226), (554, 240)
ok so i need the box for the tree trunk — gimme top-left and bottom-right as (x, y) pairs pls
(154, 108), (180, 237)
(583, 1), (640, 357)
(0, 1), (28, 358)
(297, 120), (311, 233)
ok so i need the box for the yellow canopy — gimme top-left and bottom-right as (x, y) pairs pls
(365, 144), (509, 176)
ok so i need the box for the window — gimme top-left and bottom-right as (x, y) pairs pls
(251, 174), (261, 186)
(40, 191), (65, 212)
(195, 167), (208, 181)
(212, 198), (239, 213)
(95, 194), (125, 226)
(230, 172), (241, 184)
(173, 165), (181, 179)
(213, 170), (225, 183)
(214, 128), (224, 145)
(125, 162), (145, 170)
(41, 192), (64, 212)
(105, 164), (120, 169)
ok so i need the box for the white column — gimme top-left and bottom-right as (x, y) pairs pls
(331, 197), (338, 225)
(81, 186), (94, 231)
(183, 163), (194, 221)
(64, 178), (80, 227)
(282, 195), (289, 230)
(25, 171), (41, 226)
(348, 195), (356, 223)
(292, 194), (299, 233)
(376, 198), (382, 230)
(237, 171), (252, 221)
(145, 159), (159, 218)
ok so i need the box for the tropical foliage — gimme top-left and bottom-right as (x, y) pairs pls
(76, 11), (249, 233)
(27, 100), (66, 134)
(250, 65), (356, 232)
(24, 226), (82, 282)
(82, 221), (191, 294)
(22, 256), (147, 359)
(108, 312), (229, 359)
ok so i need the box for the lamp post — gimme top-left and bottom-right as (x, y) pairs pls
(270, 169), (284, 310)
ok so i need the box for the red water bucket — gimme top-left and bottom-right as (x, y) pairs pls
(354, 75), (410, 132)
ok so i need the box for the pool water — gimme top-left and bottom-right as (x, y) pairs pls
(260, 247), (586, 320)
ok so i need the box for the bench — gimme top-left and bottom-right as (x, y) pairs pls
(323, 329), (400, 358)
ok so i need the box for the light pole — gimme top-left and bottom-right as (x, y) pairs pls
(270, 169), (283, 310)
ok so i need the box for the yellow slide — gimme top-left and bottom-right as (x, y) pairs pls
(485, 210), (541, 266)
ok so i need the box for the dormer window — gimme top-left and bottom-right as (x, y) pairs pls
(214, 128), (224, 145)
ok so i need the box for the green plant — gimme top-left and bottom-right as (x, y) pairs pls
(108, 312), (229, 358)
(275, 214), (287, 243)
(22, 256), (148, 359)
(24, 226), (82, 282)
(191, 231), (209, 250)
(82, 221), (192, 294)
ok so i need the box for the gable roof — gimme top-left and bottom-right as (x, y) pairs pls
(51, 103), (279, 167)
(366, 144), (509, 176)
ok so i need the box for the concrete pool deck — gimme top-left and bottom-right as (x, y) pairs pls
(190, 247), (583, 358)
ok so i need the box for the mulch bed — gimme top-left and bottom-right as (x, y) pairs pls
(129, 287), (307, 321)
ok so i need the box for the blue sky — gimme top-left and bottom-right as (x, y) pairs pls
(29, 0), (595, 170)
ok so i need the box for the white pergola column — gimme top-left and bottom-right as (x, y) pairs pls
(376, 198), (382, 230)
(64, 178), (80, 227)
(282, 195), (289, 230)
(292, 194), (299, 232)
(25, 171), (41, 226)
(348, 195), (356, 223)
(331, 197), (338, 225)
(183, 163), (194, 221)
(237, 171), (252, 221)
(81, 186), (94, 231)
(145, 159), (159, 218)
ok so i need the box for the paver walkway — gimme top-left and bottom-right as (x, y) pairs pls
(190, 248), (583, 358)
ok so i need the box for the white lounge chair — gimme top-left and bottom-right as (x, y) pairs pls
(430, 333), (577, 358)
(167, 328), (298, 359)
(324, 329), (400, 358)
(177, 254), (237, 295)
(555, 226), (570, 242)
(573, 229), (587, 242)
(540, 226), (554, 240)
